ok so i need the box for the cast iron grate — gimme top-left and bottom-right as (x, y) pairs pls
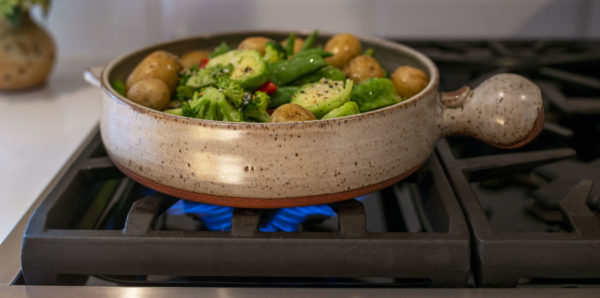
(20, 127), (470, 287)
(436, 138), (600, 287)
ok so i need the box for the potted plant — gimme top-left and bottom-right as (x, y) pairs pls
(0, 0), (54, 90)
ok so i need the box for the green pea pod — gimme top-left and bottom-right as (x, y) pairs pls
(292, 48), (332, 58)
(269, 86), (299, 108)
(284, 33), (296, 56)
(269, 53), (328, 86)
(292, 65), (346, 86)
(299, 29), (319, 52)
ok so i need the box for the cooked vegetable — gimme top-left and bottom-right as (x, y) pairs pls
(291, 78), (353, 118)
(126, 50), (182, 92)
(362, 48), (375, 57)
(282, 33), (298, 56)
(216, 76), (246, 108)
(257, 81), (277, 94)
(238, 37), (273, 55)
(293, 65), (346, 86)
(210, 42), (231, 58)
(243, 91), (271, 123)
(263, 42), (287, 64)
(281, 36), (304, 55)
(324, 33), (361, 68)
(206, 50), (269, 90)
(182, 87), (243, 122)
(299, 30), (318, 52)
(269, 86), (299, 108)
(390, 66), (429, 98)
(185, 64), (233, 89)
(321, 101), (360, 119)
(271, 103), (316, 122)
(164, 108), (183, 116)
(180, 50), (211, 69)
(111, 80), (126, 96)
(292, 48), (333, 59)
(343, 55), (385, 83)
(269, 53), (328, 86)
(351, 78), (401, 112)
(126, 78), (171, 110)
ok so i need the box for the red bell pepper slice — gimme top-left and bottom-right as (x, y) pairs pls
(257, 81), (277, 95)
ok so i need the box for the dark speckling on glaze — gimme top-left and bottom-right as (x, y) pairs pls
(93, 30), (543, 205)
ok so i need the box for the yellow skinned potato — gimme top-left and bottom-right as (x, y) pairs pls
(126, 50), (182, 92)
(237, 37), (273, 55)
(324, 33), (361, 68)
(280, 37), (304, 54)
(179, 50), (210, 69)
(343, 55), (385, 83)
(126, 78), (171, 110)
(391, 66), (429, 98)
(271, 103), (317, 122)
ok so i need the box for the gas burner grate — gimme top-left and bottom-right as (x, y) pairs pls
(436, 138), (600, 287)
(20, 128), (470, 287)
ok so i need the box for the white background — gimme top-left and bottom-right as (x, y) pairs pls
(1, 0), (599, 242)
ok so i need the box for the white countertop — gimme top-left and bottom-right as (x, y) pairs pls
(0, 57), (108, 242)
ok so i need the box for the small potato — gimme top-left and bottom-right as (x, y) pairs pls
(324, 33), (361, 68)
(391, 66), (429, 98)
(237, 37), (273, 55)
(343, 55), (385, 83)
(179, 50), (210, 69)
(126, 50), (182, 92)
(271, 103), (316, 122)
(280, 37), (304, 54)
(126, 78), (171, 110)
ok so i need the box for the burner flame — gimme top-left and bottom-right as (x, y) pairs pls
(166, 200), (336, 232)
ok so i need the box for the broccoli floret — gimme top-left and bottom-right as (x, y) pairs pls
(216, 76), (246, 108)
(263, 42), (286, 64)
(185, 64), (234, 88)
(351, 78), (402, 112)
(210, 41), (231, 58)
(182, 87), (243, 122)
(243, 91), (271, 122)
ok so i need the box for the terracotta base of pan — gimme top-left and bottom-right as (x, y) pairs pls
(113, 159), (426, 208)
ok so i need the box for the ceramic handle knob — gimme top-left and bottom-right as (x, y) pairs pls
(440, 73), (544, 148)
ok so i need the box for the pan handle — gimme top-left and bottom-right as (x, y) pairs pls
(83, 65), (104, 88)
(439, 73), (544, 149)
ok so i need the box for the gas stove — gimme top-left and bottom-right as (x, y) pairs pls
(1, 40), (600, 297)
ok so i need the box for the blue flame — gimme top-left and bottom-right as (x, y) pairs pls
(259, 205), (336, 232)
(165, 199), (337, 232)
(166, 200), (233, 231)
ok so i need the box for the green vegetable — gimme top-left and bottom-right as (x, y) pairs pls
(292, 48), (332, 59)
(163, 108), (183, 116)
(299, 29), (318, 52)
(269, 86), (299, 108)
(182, 87), (243, 122)
(216, 76), (246, 108)
(321, 101), (360, 119)
(207, 50), (269, 90)
(210, 41), (231, 58)
(351, 78), (402, 112)
(185, 64), (233, 88)
(292, 65), (346, 86)
(362, 48), (375, 57)
(111, 80), (126, 96)
(291, 78), (353, 118)
(263, 42), (286, 64)
(269, 53), (328, 86)
(284, 33), (296, 56)
(243, 91), (271, 122)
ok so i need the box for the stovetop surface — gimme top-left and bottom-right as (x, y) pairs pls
(2, 40), (600, 295)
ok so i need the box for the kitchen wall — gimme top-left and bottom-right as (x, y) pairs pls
(35, 0), (600, 60)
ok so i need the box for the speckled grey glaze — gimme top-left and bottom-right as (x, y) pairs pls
(87, 31), (543, 204)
